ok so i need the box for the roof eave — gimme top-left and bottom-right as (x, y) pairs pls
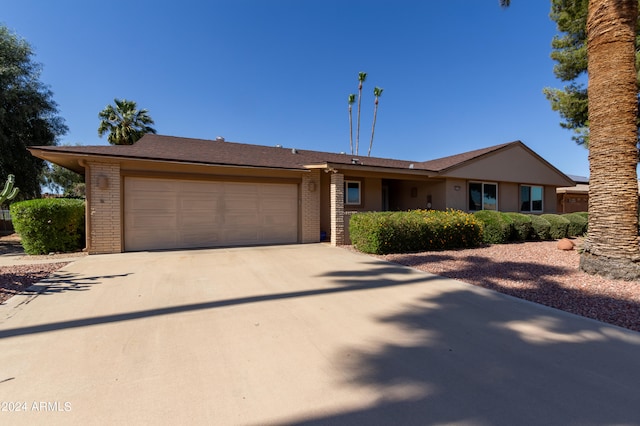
(28, 148), (309, 173)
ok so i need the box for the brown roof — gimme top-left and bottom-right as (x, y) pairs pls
(29, 134), (536, 176)
(29, 134), (426, 172)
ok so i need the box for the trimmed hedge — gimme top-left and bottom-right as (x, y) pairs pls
(528, 215), (551, 240)
(473, 210), (511, 244)
(574, 211), (589, 220)
(10, 198), (85, 255)
(562, 213), (588, 236)
(504, 212), (533, 241)
(540, 214), (570, 239)
(349, 209), (483, 254)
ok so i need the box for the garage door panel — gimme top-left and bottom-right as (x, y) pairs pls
(222, 230), (260, 245)
(129, 199), (177, 212)
(263, 213), (296, 226)
(127, 214), (176, 229)
(225, 198), (259, 211)
(179, 198), (219, 210)
(124, 177), (298, 251)
(178, 230), (222, 247)
(263, 228), (297, 241)
(129, 230), (179, 248)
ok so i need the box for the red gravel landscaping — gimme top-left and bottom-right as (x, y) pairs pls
(361, 240), (640, 332)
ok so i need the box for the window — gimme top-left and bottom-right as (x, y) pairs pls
(469, 182), (497, 211)
(521, 185), (543, 212)
(344, 180), (361, 205)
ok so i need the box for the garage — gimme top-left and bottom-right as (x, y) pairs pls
(124, 177), (299, 251)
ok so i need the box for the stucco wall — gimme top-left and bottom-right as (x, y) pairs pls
(444, 179), (467, 210)
(499, 182), (519, 212)
(389, 180), (446, 211)
(544, 186), (558, 213)
(441, 144), (573, 187)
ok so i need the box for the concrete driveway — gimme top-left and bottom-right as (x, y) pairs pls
(0, 244), (639, 425)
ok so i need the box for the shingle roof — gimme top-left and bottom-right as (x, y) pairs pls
(29, 134), (529, 175)
(30, 134), (425, 171)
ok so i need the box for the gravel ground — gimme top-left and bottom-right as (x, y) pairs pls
(0, 234), (80, 304)
(354, 239), (640, 332)
(0, 262), (70, 304)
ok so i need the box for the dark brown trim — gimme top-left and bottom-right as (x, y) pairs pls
(121, 170), (301, 185)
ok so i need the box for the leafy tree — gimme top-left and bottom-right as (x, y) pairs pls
(0, 25), (67, 199)
(43, 162), (84, 198)
(543, 0), (640, 147)
(98, 98), (156, 145)
(367, 87), (383, 157)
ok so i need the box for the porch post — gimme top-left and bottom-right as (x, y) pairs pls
(330, 172), (344, 246)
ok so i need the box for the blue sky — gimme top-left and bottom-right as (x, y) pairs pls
(3, 0), (590, 177)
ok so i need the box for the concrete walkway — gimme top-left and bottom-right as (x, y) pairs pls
(0, 244), (639, 425)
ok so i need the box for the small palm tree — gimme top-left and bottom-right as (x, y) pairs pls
(98, 99), (156, 145)
(348, 94), (356, 155)
(367, 87), (383, 157)
(355, 72), (367, 155)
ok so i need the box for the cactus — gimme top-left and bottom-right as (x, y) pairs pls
(1, 174), (19, 205)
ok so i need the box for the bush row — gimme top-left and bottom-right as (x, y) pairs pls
(349, 209), (483, 255)
(472, 210), (587, 244)
(10, 198), (85, 255)
(349, 209), (589, 255)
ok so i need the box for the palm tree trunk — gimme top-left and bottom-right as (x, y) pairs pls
(356, 84), (363, 156)
(368, 101), (379, 157)
(580, 0), (640, 279)
(349, 104), (354, 155)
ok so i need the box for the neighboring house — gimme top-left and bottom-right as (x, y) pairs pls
(29, 135), (575, 254)
(556, 174), (589, 213)
(556, 174), (640, 213)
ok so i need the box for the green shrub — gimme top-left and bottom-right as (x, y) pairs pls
(528, 215), (551, 240)
(562, 213), (588, 236)
(540, 214), (570, 239)
(349, 209), (483, 254)
(473, 210), (511, 244)
(574, 211), (588, 220)
(504, 212), (533, 241)
(10, 198), (85, 255)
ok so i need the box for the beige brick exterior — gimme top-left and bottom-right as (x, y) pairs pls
(87, 161), (122, 254)
(330, 172), (344, 246)
(301, 170), (321, 243)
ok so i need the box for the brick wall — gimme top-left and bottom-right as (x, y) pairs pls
(301, 169), (321, 243)
(87, 162), (121, 254)
(330, 172), (344, 246)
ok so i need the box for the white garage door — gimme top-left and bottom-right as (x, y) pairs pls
(124, 177), (298, 251)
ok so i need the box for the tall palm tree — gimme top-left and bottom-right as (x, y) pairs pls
(367, 87), (383, 157)
(502, 0), (640, 278)
(580, 0), (640, 278)
(355, 72), (367, 155)
(348, 94), (356, 155)
(98, 98), (156, 145)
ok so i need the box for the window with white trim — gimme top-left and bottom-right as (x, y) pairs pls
(344, 180), (361, 205)
(521, 185), (543, 212)
(469, 182), (497, 211)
